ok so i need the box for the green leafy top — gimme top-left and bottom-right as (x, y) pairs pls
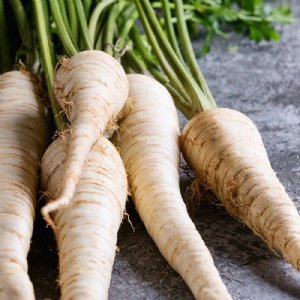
(152, 0), (294, 55)
(31, 0), (293, 128)
(123, 0), (293, 119)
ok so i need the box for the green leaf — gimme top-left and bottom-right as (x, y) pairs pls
(249, 23), (280, 42)
(201, 30), (213, 55)
(269, 4), (294, 24)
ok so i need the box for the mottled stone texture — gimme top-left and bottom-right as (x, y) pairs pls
(28, 1), (300, 299)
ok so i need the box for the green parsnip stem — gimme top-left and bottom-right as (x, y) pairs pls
(134, 0), (300, 275)
(115, 5), (138, 53)
(88, 0), (115, 47)
(41, 135), (127, 299)
(114, 74), (231, 300)
(134, 0), (216, 117)
(161, 0), (184, 63)
(65, 0), (78, 44)
(0, 71), (48, 300)
(9, 0), (36, 69)
(33, 0), (64, 131)
(48, 0), (78, 56)
(74, 0), (93, 50)
(0, 0), (11, 73)
(173, 0), (214, 102)
(103, 1), (127, 56)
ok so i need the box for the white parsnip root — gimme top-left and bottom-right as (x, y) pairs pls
(41, 134), (127, 299)
(42, 50), (128, 222)
(0, 71), (48, 300)
(114, 74), (231, 300)
(181, 108), (300, 270)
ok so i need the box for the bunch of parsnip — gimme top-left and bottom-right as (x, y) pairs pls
(0, 0), (298, 299)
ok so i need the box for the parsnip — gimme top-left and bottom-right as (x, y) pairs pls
(41, 50), (129, 222)
(181, 108), (300, 270)
(114, 74), (231, 300)
(0, 70), (48, 300)
(42, 137), (127, 300)
(41, 134), (127, 299)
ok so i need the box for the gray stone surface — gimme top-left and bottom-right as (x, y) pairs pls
(28, 1), (300, 299)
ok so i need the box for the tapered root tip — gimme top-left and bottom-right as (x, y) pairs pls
(41, 195), (70, 230)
